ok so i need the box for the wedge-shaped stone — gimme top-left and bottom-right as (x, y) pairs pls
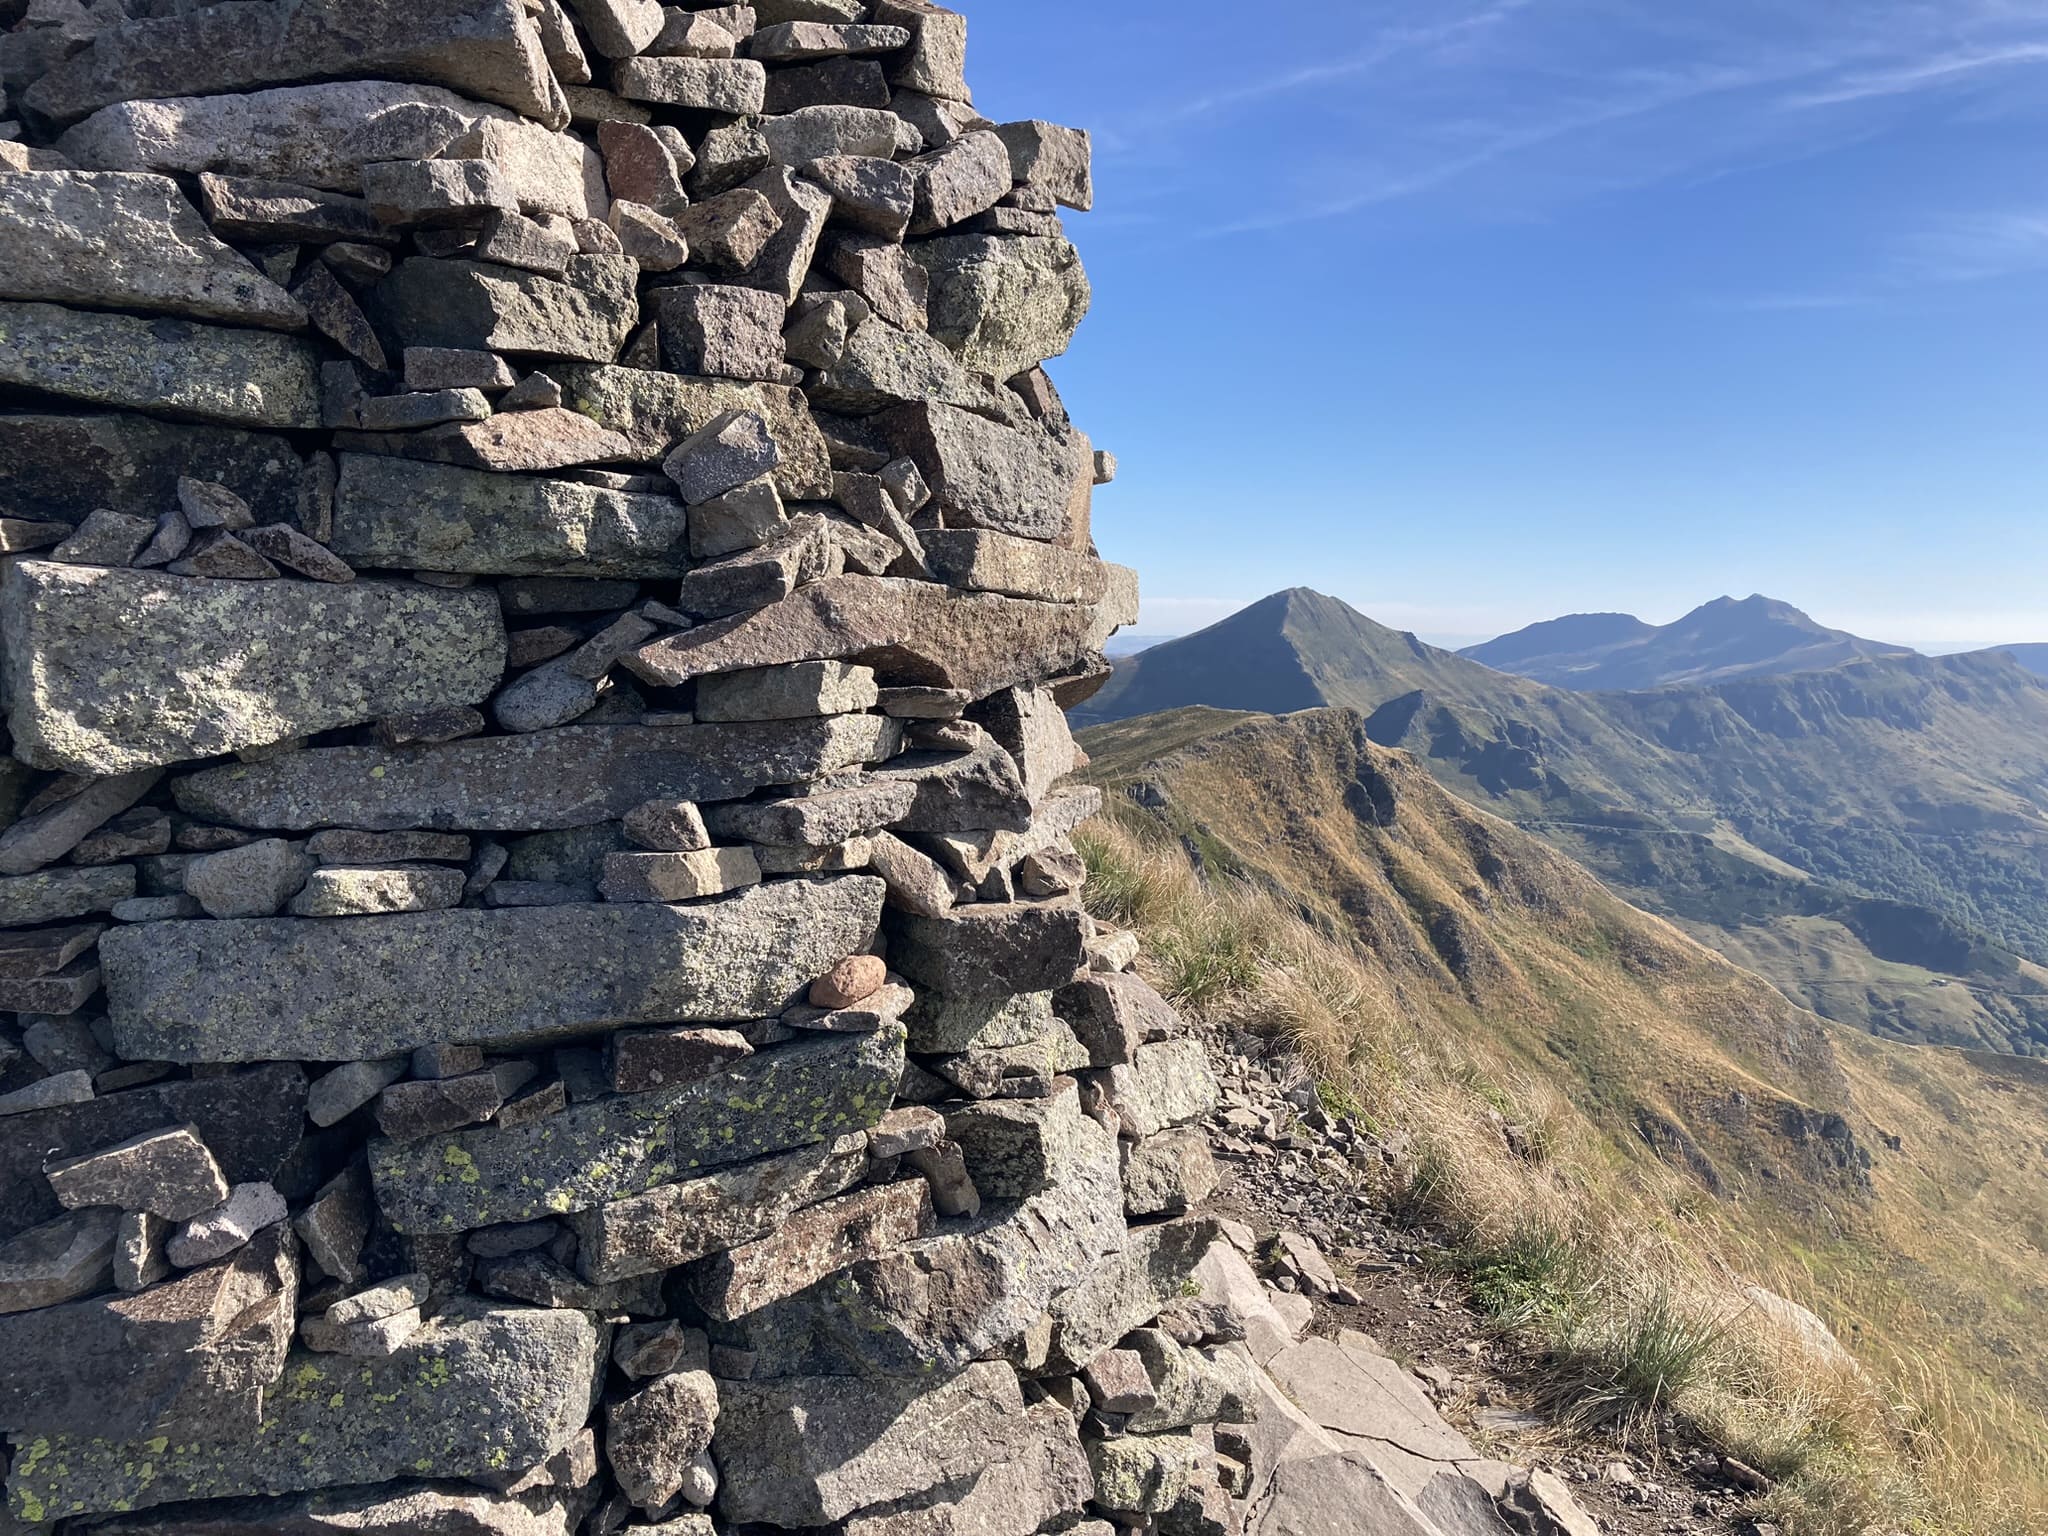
(552, 363), (832, 498)
(1, 562), (505, 775)
(45, 1125), (229, 1222)
(62, 84), (600, 221)
(717, 1363), (1051, 1527)
(567, 1135), (867, 1281)
(740, 1115), (1126, 1377)
(0, 413), (304, 530)
(25, 0), (563, 130)
(691, 1178), (933, 1319)
(0, 1208), (118, 1316)
(0, 303), (321, 430)
(333, 456), (686, 578)
(374, 255), (637, 363)
(838, 1401), (1092, 1536)
(626, 575), (1099, 694)
(0, 172), (304, 330)
(5, 1301), (602, 1521)
(910, 234), (1090, 380)
(0, 1065), (306, 1244)
(172, 717), (902, 832)
(878, 401), (1090, 542)
(106, 876), (885, 1065)
(370, 1021), (903, 1232)
(0, 1225), (295, 1437)
(702, 776), (917, 847)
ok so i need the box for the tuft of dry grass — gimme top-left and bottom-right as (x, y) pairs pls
(1076, 807), (2048, 1536)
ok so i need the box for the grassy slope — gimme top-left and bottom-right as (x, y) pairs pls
(1079, 705), (2048, 1529)
(1078, 591), (2048, 1049)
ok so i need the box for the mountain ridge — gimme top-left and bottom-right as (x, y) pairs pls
(1075, 588), (2048, 1051)
(1461, 593), (1914, 691)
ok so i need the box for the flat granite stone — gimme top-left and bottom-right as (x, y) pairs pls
(333, 455), (687, 578)
(0, 172), (305, 330)
(4, 1300), (602, 1522)
(60, 83), (597, 220)
(625, 575), (1100, 695)
(104, 876), (887, 1063)
(0, 867), (136, 927)
(566, 1134), (867, 1281)
(0, 303), (323, 430)
(24, 0), (563, 131)
(0, 1064), (306, 1243)
(173, 717), (902, 832)
(1, 562), (506, 775)
(67, 1480), (586, 1536)
(370, 1021), (904, 1232)
(372, 255), (636, 364)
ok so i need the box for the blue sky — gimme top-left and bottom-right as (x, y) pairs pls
(964, 0), (2048, 649)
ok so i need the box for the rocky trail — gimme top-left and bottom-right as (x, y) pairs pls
(1189, 1020), (1784, 1536)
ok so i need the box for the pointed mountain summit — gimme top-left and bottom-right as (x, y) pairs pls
(1073, 587), (1514, 727)
(1462, 594), (1914, 691)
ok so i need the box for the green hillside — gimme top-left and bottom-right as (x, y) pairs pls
(1076, 590), (2048, 1050)
(1076, 704), (2048, 1532)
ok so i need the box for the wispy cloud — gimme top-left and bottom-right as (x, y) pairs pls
(1098, 0), (2048, 254)
(1782, 42), (2048, 108)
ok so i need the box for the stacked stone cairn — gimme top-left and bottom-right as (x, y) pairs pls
(0, 1), (1253, 1533)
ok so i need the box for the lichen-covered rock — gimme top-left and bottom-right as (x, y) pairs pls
(604, 1369), (718, 1509)
(0, 303), (322, 430)
(369, 1023), (903, 1232)
(71, 1481), (587, 1535)
(1, 562), (506, 774)
(171, 718), (900, 832)
(0, 172), (305, 329)
(25, 0), (564, 130)
(911, 234), (1090, 380)
(332, 455), (686, 578)
(4, 1301), (603, 1521)
(104, 876), (888, 1063)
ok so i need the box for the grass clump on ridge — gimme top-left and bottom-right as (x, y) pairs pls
(1076, 805), (2048, 1536)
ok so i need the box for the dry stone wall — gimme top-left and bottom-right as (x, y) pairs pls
(0, 2), (1247, 1534)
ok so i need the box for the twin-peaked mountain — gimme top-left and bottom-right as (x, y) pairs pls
(1461, 594), (1912, 690)
(1075, 588), (2048, 1053)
